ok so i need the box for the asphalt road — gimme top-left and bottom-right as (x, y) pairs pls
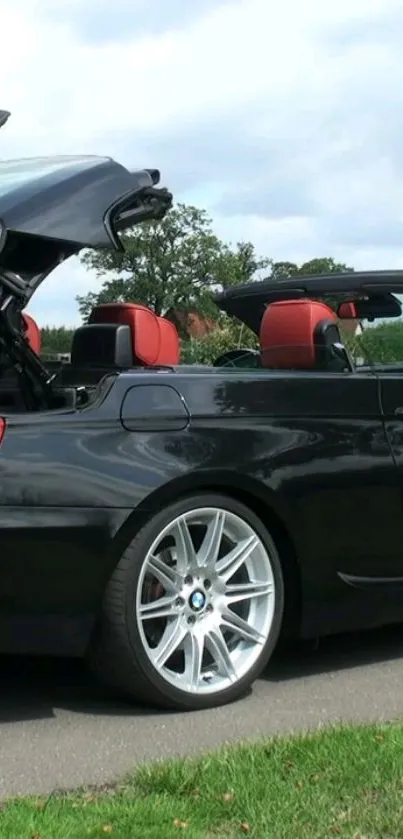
(1, 625), (402, 798)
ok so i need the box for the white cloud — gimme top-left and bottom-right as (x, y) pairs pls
(2, 0), (403, 325)
(28, 259), (93, 327)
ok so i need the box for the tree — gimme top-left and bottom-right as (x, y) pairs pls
(77, 203), (269, 322)
(41, 326), (74, 354)
(270, 257), (353, 279)
(215, 241), (270, 289)
(269, 257), (353, 312)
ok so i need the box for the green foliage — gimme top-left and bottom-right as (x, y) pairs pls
(77, 203), (269, 322)
(181, 317), (258, 365)
(271, 257), (353, 278)
(216, 241), (270, 289)
(270, 257), (353, 312)
(353, 320), (403, 364)
(40, 326), (74, 354)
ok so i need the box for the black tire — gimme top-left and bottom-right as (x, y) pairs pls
(89, 492), (285, 711)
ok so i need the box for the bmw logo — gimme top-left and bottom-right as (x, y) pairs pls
(189, 590), (206, 612)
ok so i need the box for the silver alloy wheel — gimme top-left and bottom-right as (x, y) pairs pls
(136, 506), (276, 696)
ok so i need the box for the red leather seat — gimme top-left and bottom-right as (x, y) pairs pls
(259, 299), (346, 370)
(22, 313), (41, 355)
(89, 303), (180, 366)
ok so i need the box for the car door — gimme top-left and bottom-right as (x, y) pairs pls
(269, 370), (403, 628)
(179, 367), (402, 635)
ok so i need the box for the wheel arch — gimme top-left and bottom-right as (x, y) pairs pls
(112, 470), (302, 639)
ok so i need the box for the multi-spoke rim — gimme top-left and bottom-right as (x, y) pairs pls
(136, 507), (276, 695)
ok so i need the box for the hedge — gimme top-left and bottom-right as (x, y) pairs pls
(182, 319), (403, 366)
(180, 319), (257, 365)
(351, 321), (403, 364)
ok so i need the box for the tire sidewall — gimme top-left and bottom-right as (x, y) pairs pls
(121, 493), (284, 710)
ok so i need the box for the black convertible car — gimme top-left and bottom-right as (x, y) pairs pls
(1, 121), (403, 711)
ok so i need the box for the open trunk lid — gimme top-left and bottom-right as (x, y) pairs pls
(0, 112), (172, 308)
(0, 156), (172, 307)
(0, 110), (172, 410)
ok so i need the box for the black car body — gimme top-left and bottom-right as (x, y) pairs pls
(1, 117), (403, 711)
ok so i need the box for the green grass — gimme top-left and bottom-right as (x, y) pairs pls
(2, 722), (403, 838)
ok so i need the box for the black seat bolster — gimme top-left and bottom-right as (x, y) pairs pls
(71, 323), (133, 368)
(314, 320), (354, 372)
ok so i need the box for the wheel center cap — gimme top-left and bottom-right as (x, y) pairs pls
(189, 589), (206, 612)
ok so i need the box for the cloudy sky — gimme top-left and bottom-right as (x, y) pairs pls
(3, 0), (403, 325)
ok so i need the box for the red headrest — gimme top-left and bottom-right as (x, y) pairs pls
(22, 313), (41, 355)
(338, 301), (357, 319)
(260, 299), (337, 369)
(89, 303), (180, 366)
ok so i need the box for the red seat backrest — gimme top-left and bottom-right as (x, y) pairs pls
(22, 313), (41, 355)
(260, 299), (337, 369)
(89, 303), (180, 366)
(158, 317), (181, 365)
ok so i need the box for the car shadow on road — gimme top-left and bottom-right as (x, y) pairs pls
(1, 624), (402, 724)
(266, 623), (403, 681)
